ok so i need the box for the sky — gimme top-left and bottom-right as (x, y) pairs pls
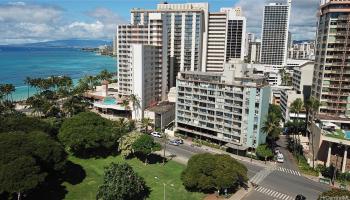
(0, 0), (319, 45)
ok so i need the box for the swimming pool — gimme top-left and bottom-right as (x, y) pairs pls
(345, 131), (350, 140)
(103, 97), (117, 105)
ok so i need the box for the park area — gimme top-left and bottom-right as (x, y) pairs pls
(63, 155), (205, 200)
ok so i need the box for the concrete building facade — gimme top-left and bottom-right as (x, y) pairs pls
(206, 7), (246, 72)
(260, 0), (291, 66)
(248, 41), (261, 63)
(311, 0), (350, 121)
(175, 62), (271, 151)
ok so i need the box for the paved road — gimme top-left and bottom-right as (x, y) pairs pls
(155, 138), (263, 179)
(155, 136), (329, 200)
(243, 135), (330, 200)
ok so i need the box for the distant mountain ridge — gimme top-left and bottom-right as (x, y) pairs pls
(3, 39), (112, 48)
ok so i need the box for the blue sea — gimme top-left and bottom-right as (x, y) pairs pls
(0, 46), (117, 101)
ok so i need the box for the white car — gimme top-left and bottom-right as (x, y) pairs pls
(277, 153), (284, 163)
(151, 131), (162, 138)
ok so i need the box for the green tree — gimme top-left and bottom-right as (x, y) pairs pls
(261, 112), (281, 141)
(290, 98), (304, 160)
(96, 163), (148, 200)
(0, 156), (46, 200)
(115, 118), (129, 135)
(0, 131), (67, 198)
(181, 153), (247, 194)
(129, 94), (141, 119)
(305, 97), (321, 168)
(0, 84), (15, 102)
(256, 144), (274, 164)
(141, 117), (153, 133)
(268, 104), (282, 121)
(97, 69), (113, 82)
(132, 134), (161, 164)
(58, 112), (121, 157)
(118, 131), (142, 158)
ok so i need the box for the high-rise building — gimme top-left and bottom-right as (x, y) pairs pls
(245, 32), (255, 56)
(116, 13), (168, 101)
(288, 41), (315, 60)
(312, 0), (350, 120)
(131, 3), (208, 87)
(206, 7), (246, 72)
(175, 61), (271, 151)
(260, 0), (291, 66)
(130, 44), (162, 120)
(248, 40), (261, 63)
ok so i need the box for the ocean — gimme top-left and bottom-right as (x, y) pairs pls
(0, 46), (117, 101)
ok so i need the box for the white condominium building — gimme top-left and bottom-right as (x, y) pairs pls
(130, 44), (161, 120)
(288, 41), (315, 60)
(206, 7), (246, 72)
(260, 0), (291, 66)
(248, 40), (261, 63)
(131, 3), (208, 87)
(117, 13), (168, 100)
(175, 61), (271, 151)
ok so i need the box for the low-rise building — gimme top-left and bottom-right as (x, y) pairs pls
(144, 101), (175, 131)
(310, 121), (350, 172)
(280, 89), (305, 122)
(291, 60), (314, 99)
(175, 61), (271, 152)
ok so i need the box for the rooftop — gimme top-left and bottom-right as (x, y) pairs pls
(147, 101), (175, 114)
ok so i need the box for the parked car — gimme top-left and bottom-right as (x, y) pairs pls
(295, 194), (306, 200)
(277, 153), (284, 163)
(168, 140), (179, 146)
(151, 131), (162, 138)
(174, 139), (184, 144)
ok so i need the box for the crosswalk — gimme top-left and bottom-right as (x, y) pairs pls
(249, 167), (275, 184)
(255, 186), (294, 200)
(276, 167), (301, 176)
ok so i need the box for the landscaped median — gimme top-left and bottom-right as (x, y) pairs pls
(63, 155), (205, 200)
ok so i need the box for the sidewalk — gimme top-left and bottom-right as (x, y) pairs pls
(170, 136), (273, 168)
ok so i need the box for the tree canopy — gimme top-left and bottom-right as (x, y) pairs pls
(256, 144), (274, 162)
(96, 163), (148, 200)
(0, 131), (67, 198)
(118, 131), (143, 158)
(58, 112), (121, 157)
(181, 153), (248, 194)
(0, 114), (55, 136)
(132, 134), (161, 164)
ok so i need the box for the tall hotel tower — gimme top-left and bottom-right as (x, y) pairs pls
(205, 7), (246, 72)
(260, 0), (291, 67)
(312, 0), (350, 121)
(131, 3), (209, 88)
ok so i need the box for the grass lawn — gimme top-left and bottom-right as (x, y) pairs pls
(63, 155), (205, 200)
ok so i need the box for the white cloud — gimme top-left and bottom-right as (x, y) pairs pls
(237, 0), (319, 40)
(0, 3), (126, 45)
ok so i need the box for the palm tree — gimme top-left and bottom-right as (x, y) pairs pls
(141, 117), (153, 134)
(24, 77), (32, 99)
(122, 100), (130, 110)
(115, 118), (129, 134)
(290, 98), (304, 160)
(305, 97), (321, 168)
(98, 69), (113, 82)
(129, 94), (141, 119)
(261, 113), (280, 140)
(0, 84), (15, 102)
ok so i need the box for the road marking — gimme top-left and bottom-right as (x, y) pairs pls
(254, 186), (293, 200)
(250, 167), (275, 184)
(276, 166), (301, 176)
